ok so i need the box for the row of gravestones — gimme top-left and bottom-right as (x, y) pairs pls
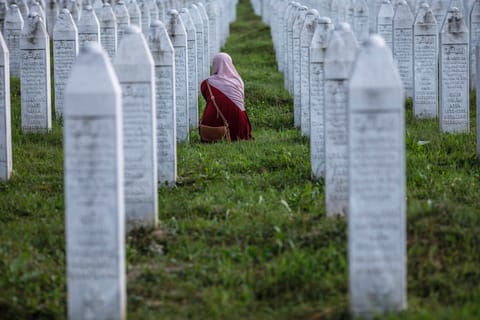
(0, 2), (236, 316)
(265, 0), (480, 134)
(0, 0), (235, 182)
(253, 0), (477, 317)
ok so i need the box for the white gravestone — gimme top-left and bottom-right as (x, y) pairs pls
(206, 0), (219, 62)
(93, 0), (103, 18)
(347, 0), (355, 27)
(167, 9), (189, 142)
(4, 4), (24, 78)
(377, 0), (394, 50)
(20, 13), (52, 133)
(293, 6), (308, 128)
(64, 42), (126, 320)
(179, 8), (198, 129)
(127, 0), (141, 28)
(0, 0), (7, 35)
(413, 3), (438, 118)
(300, 9), (319, 137)
(282, 2), (295, 87)
(148, 20), (177, 185)
(188, 4), (205, 85)
(99, 3), (117, 59)
(30, 2), (46, 23)
(115, 1), (130, 47)
(68, 0), (80, 25)
(156, 0), (165, 22)
(348, 34), (406, 318)
(45, 0), (58, 38)
(440, 8), (469, 132)
(195, 2), (210, 82)
(431, 0), (449, 28)
(470, 0), (480, 88)
(0, 32), (11, 181)
(310, 16), (333, 180)
(354, 0), (369, 43)
(285, 3), (298, 93)
(78, 6), (100, 50)
(324, 23), (358, 217)
(53, 9), (78, 118)
(393, 0), (414, 98)
(477, 44), (480, 158)
(140, 1), (151, 36)
(146, 0), (159, 22)
(114, 26), (158, 230)
(17, 0), (29, 22)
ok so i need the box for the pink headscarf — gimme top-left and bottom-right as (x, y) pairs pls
(207, 52), (245, 111)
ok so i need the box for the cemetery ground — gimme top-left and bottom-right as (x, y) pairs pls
(1, 0), (480, 319)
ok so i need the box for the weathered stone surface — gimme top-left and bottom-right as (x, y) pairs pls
(4, 4), (23, 78)
(78, 6), (100, 50)
(127, 0), (141, 28)
(148, 19), (177, 185)
(53, 9), (78, 118)
(114, 25), (158, 230)
(440, 8), (469, 132)
(299, 9), (319, 137)
(413, 3), (438, 118)
(188, 4), (205, 84)
(310, 16), (333, 180)
(348, 34), (406, 318)
(0, 32), (11, 181)
(115, 1), (130, 46)
(354, 0), (369, 43)
(45, 0), (58, 38)
(139, 1), (151, 36)
(324, 23), (358, 217)
(470, 0), (480, 88)
(292, 5), (307, 128)
(167, 9), (189, 142)
(179, 8), (198, 129)
(64, 42), (125, 320)
(377, 0), (394, 49)
(20, 13), (52, 133)
(393, 0), (414, 97)
(195, 2), (210, 81)
(99, 3), (117, 59)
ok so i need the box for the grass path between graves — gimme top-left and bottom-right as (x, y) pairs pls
(1, 0), (480, 318)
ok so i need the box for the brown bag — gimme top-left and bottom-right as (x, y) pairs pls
(199, 82), (231, 143)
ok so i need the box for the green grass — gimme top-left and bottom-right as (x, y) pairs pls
(1, 0), (480, 318)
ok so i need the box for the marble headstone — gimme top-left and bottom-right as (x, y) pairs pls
(139, 0), (151, 36)
(4, 4), (24, 78)
(179, 8), (198, 129)
(324, 23), (358, 217)
(0, 32), (11, 181)
(167, 9), (189, 142)
(127, 0), (141, 28)
(20, 13), (52, 133)
(53, 9), (78, 118)
(292, 6), (308, 128)
(114, 26), (158, 230)
(188, 4), (205, 85)
(354, 0), (369, 43)
(310, 16), (333, 180)
(45, 0), (58, 38)
(393, 0), (414, 97)
(148, 20), (177, 185)
(348, 34), (406, 318)
(413, 3), (438, 118)
(377, 0), (394, 50)
(300, 9), (319, 137)
(78, 6), (100, 50)
(99, 3), (117, 59)
(440, 8), (469, 132)
(194, 2), (210, 82)
(64, 42), (125, 320)
(470, 0), (480, 88)
(115, 1), (130, 47)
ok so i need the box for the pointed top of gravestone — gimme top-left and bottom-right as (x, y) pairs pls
(317, 16), (332, 25)
(22, 12), (47, 40)
(302, 9), (319, 35)
(79, 5), (99, 29)
(325, 25), (359, 79)
(349, 34), (403, 104)
(379, 0), (394, 17)
(441, 7), (468, 34)
(393, 0), (413, 26)
(65, 42), (121, 116)
(167, 9), (186, 37)
(148, 19), (174, 54)
(115, 25), (154, 68)
(5, 4), (23, 27)
(53, 8), (77, 37)
(114, 1), (129, 21)
(100, 2), (116, 24)
(179, 8), (195, 31)
(414, 3), (436, 26)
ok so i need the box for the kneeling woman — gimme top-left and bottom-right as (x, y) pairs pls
(200, 52), (253, 141)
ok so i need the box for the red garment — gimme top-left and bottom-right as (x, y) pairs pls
(200, 80), (253, 141)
